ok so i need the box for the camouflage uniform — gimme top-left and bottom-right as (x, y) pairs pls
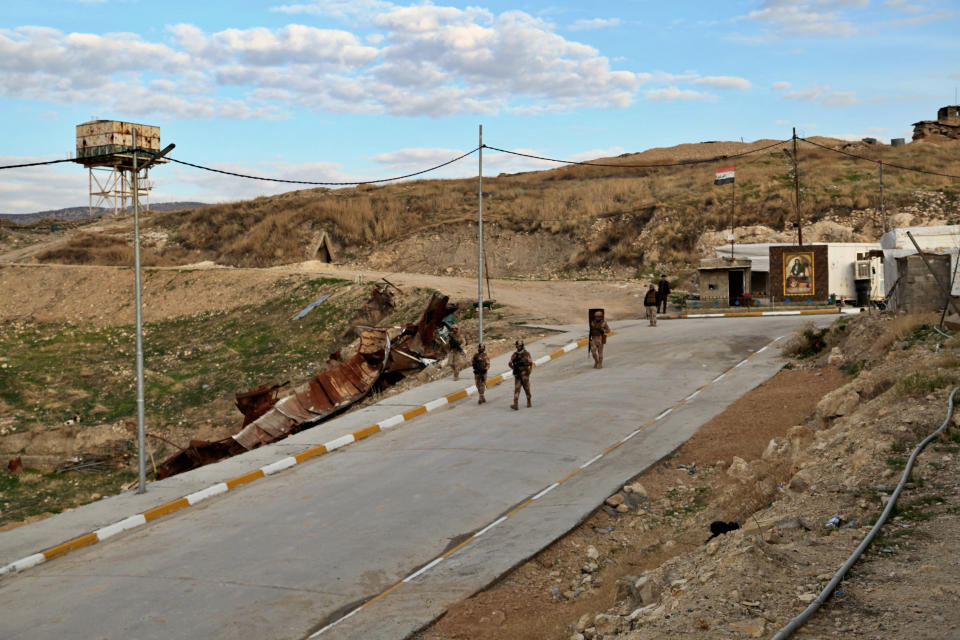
(448, 326), (466, 380)
(509, 343), (533, 409)
(589, 315), (610, 369)
(643, 287), (659, 326)
(472, 346), (490, 404)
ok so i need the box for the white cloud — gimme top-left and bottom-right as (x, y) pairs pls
(692, 75), (751, 90)
(569, 18), (622, 31)
(271, 0), (396, 19)
(772, 81), (792, 91)
(569, 147), (626, 162)
(744, 0), (864, 39)
(776, 82), (860, 107)
(644, 86), (717, 102)
(0, 7), (649, 119)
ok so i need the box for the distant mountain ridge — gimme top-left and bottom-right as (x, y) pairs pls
(0, 202), (208, 225)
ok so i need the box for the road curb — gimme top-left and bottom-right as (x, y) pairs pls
(661, 308), (841, 319)
(0, 332), (607, 581)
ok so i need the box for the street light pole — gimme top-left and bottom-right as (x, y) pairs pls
(130, 133), (175, 494)
(131, 130), (146, 493)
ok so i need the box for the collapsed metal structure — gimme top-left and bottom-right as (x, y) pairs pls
(155, 292), (456, 479)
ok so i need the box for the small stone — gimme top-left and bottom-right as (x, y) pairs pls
(586, 545), (599, 560)
(593, 614), (622, 635)
(623, 482), (647, 496)
(563, 590), (576, 600)
(729, 618), (766, 638)
(616, 503), (629, 513)
(798, 593), (817, 604)
(576, 613), (592, 631)
(605, 494), (625, 507)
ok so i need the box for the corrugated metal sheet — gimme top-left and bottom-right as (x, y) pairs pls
(154, 294), (459, 480)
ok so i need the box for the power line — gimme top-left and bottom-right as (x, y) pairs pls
(160, 147), (480, 185)
(0, 158), (76, 170)
(482, 138), (790, 168)
(799, 136), (960, 180)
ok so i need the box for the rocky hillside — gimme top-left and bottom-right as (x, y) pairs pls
(7, 137), (960, 279)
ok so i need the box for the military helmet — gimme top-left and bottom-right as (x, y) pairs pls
(515, 339), (524, 349)
(477, 343), (485, 352)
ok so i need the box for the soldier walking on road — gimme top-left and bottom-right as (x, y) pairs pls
(644, 285), (659, 327)
(448, 325), (466, 381)
(589, 310), (610, 369)
(472, 344), (490, 404)
(509, 340), (533, 410)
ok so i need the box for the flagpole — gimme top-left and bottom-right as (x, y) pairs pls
(730, 173), (735, 261)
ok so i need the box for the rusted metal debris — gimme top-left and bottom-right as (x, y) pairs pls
(155, 293), (458, 480)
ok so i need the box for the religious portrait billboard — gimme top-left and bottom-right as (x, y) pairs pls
(783, 251), (814, 296)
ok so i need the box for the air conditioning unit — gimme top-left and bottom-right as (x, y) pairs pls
(854, 260), (871, 280)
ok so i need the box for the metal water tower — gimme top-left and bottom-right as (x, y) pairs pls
(73, 120), (166, 216)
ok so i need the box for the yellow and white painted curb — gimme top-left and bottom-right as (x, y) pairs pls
(308, 334), (787, 637)
(0, 332), (609, 581)
(661, 308), (840, 320)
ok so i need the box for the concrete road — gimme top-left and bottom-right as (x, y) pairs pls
(0, 315), (831, 640)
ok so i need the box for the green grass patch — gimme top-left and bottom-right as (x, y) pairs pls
(895, 370), (955, 397)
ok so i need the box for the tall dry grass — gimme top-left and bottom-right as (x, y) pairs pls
(129, 137), (960, 269)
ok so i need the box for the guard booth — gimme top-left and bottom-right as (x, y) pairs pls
(697, 258), (752, 307)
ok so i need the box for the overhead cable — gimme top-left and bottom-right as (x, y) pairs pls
(161, 147), (480, 186)
(0, 158), (76, 170)
(799, 136), (960, 180)
(482, 138), (790, 169)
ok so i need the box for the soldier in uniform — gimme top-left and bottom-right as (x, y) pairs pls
(471, 343), (490, 404)
(448, 325), (466, 380)
(589, 310), (610, 369)
(509, 339), (533, 410)
(643, 285), (659, 326)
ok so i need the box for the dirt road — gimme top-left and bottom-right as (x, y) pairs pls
(0, 260), (648, 327)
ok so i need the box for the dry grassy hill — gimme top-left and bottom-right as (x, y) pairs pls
(9, 136), (960, 278)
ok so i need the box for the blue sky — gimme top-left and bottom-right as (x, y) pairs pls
(1, 0), (958, 212)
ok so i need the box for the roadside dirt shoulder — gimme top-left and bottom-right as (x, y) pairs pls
(419, 314), (960, 640)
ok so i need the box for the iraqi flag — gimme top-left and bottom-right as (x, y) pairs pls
(714, 166), (735, 185)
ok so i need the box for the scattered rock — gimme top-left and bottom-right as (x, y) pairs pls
(576, 613), (592, 632)
(605, 494), (625, 508)
(593, 613), (623, 635)
(726, 456), (753, 481)
(827, 346), (843, 365)
(586, 545), (599, 560)
(776, 516), (812, 531)
(762, 437), (791, 460)
(623, 482), (647, 496)
(816, 386), (860, 421)
(788, 474), (810, 493)
(729, 617), (766, 637)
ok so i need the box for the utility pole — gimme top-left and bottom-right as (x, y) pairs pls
(879, 160), (885, 234)
(730, 176), (735, 260)
(793, 127), (802, 247)
(131, 131), (175, 494)
(477, 124), (484, 345)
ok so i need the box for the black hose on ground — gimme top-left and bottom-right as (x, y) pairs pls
(771, 386), (959, 639)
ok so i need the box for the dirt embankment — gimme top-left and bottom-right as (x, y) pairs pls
(420, 312), (960, 640)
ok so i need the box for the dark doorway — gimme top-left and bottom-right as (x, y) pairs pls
(728, 270), (743, 305)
